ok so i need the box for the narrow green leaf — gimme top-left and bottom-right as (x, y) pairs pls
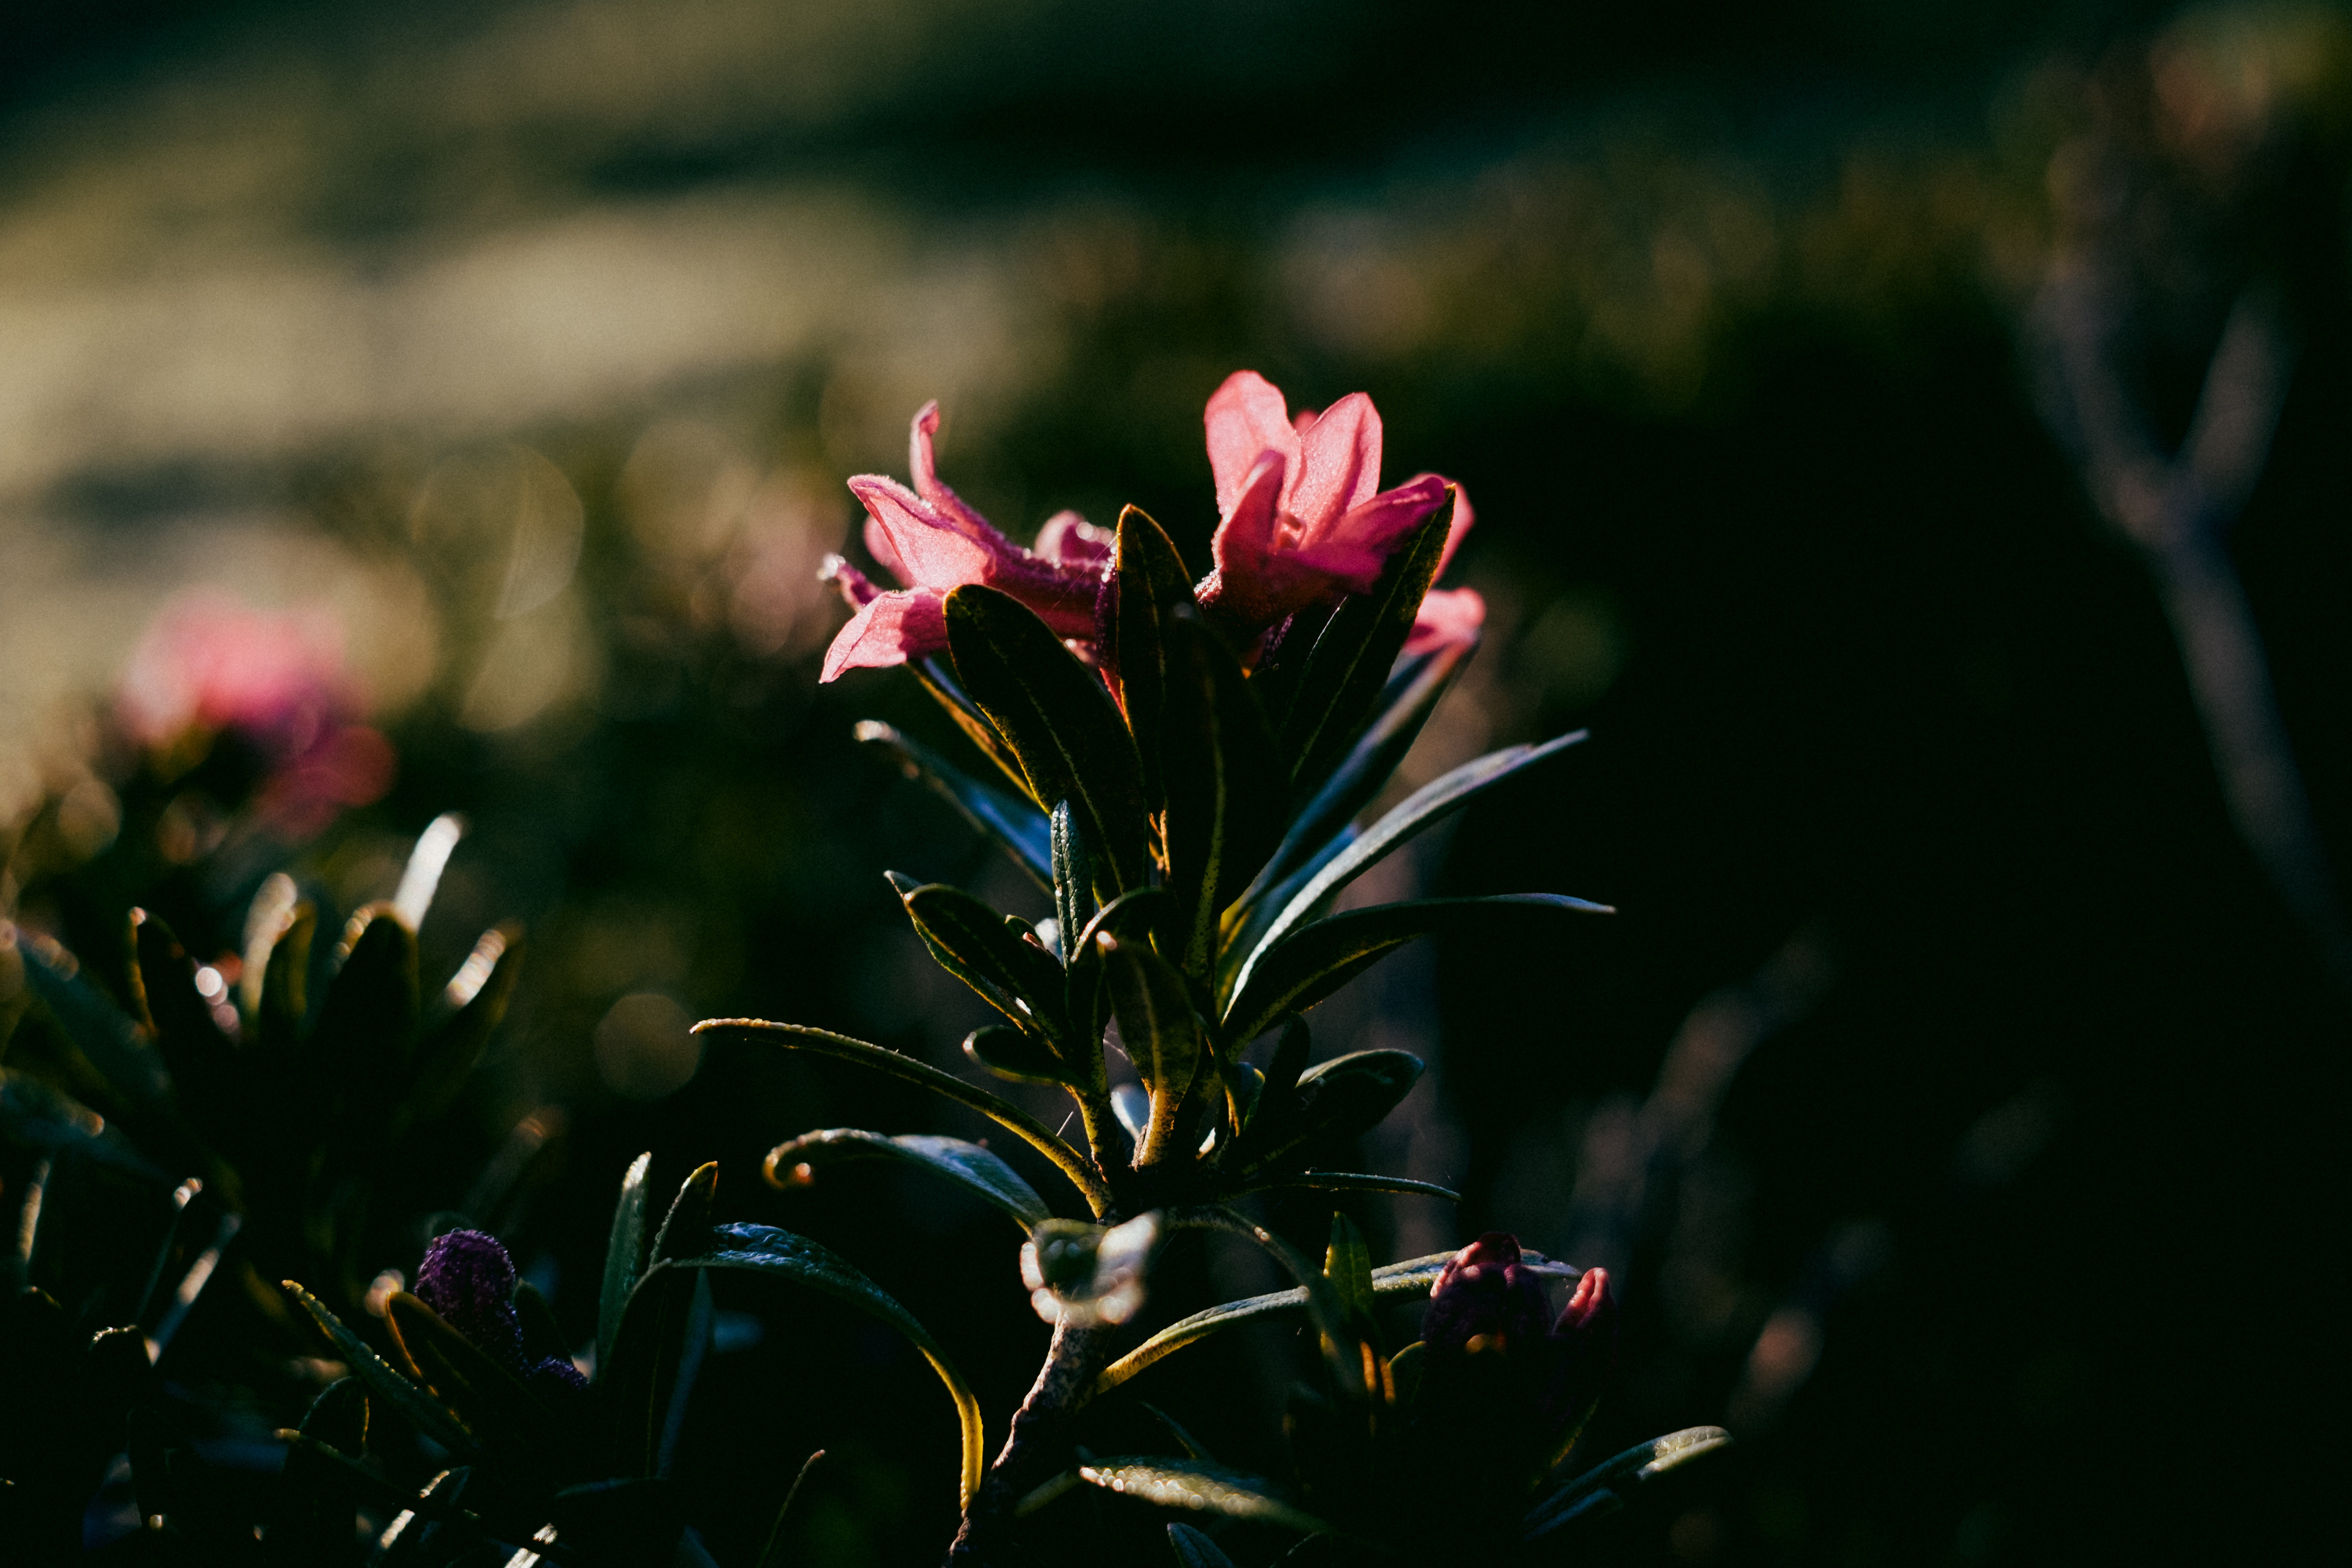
(945, 585), (1149, 902)
(386, 1292), (562, 1454)
(1232, 731), (1591, 1004)
(395, 925), (523, 1140)
(695, 1020), (1111, 1216)
(1225, 1048), (1424, 1176)
(1094, 1249), (1580, 1396)
(763, 1127), (1051, 1229)
(1100, 933), (1205, 1166)
(311, 904), (420, 1111)
(1159, 609), (1284, 978)
(1159, 1207), (1355, 1384)
(896, 878), (1070, 1048)
(1323, 1213), (1375, 1327)
(599, 1152), (654, 1372)
(1277, 503), (1452, 796)
(652, 1161), (720, 1265)
(1065, 886), (1169, 1064)
(129, 913), (242, 1131)
(963, 1024), (1078, 1086)
(912, 657), (1034, 799)
(1166, 1522), (1237, 1568)
(856, 719), (1052, 889)
(1101, 505), (1198, 810)
(1520, 1427), (1734, 1542)
(663, 1224), (985, 1508)
(1233, 1170), (1462, 1203)
(282, 1281), (478, 1457)
(1076, 1458), (1331, 1534)
(253, 899), (315, 1060)
(756, 1450), (827, 1568)
(1224, 896), (1611, 1047)
(1052, 800), (1094, 963)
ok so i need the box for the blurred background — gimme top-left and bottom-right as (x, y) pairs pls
(0, 0), (2346, 1562)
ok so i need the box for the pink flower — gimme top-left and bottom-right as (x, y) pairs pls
(1194, 371), (1473, 644)
(821, 403), (1109, 682)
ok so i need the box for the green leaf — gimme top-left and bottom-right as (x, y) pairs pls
(1167, 1522), (1237, 1568)
(1237, 637), (1478, 920)
(599, 1152), (654, 1372)
(1158, 609), (1284, 978)
(386, 1291), (563, 1456)
(1075, 1458), (1331, 1535)
(252, 898), (315, 1060)
(1224, 896), (1611, 1048)
(763, 1127), (1051, 1229)
(129, 912), (242, 1131)
(1322, 1213), (1375, 1327)
(1230, 731), (1591, 1006)
(1234, 1170), (1461, 1203)
(281, 1281), (478, 1458)
(1051, 799), (1094, 962)
(944, 584), (1149, 901)
(1276, 503), (1451, 796)
(1094, 1248), (1581, 1396)
(310, 905), (421, 1150)
(1225, 1048), (1424, 1175)
(756, 1450), (827, 1568)
(1100, 505), (1198, 810)
(1100, 932), (1205, 1166)
(666, 1224), (986, 1508)
(1064, 886), (1169, 1064)
(695, 1020), (1111, 1216)
(395, 925), (523, 1140)
(1520, 1427), (1734, 1542)
(963, 1024), (1078, 1086)
(894, 878), (1070, 1048)
(912, 657), (1035, 799)
(856, 719), (1052, 889)
(652, 1161), (719, 1264)
(1159, 1206), (1355, 1384)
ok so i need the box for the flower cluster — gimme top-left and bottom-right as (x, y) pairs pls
(821, 372), (1484, 682)
(411, 1228), (588, 1406)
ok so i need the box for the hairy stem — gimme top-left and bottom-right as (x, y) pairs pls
(944, 1316), (1113, 1566)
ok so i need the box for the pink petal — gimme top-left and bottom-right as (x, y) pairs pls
(849, 476), (998, 590)
(1405, 587), (1485, 655)
(1290, 392), (1383, 536)
(1425, 478), (1474, 578)
(1199, 450), (1289, 624)
(906, 401), (995, 540)
(821, 554), (881, 607)
(1204, 371), (1300, 518)
(820, 588), (949, 682)
(1034, 510), (1113, 566)
(1311, 475), (1451, 590)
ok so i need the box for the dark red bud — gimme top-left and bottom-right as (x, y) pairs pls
(415, 1228), (524, 1372)
(1423, 1232), (1552, 1356)
(1539, 1267), (1618, 1435)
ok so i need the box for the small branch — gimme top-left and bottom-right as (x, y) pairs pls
(943, 1316), (1113, 1566)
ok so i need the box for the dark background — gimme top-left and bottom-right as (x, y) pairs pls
(0, 1), (2344, 1562)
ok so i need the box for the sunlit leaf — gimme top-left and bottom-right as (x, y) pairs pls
(1520, 1427), (1733, 1541)
(1075, 1458), (1331, 1535)
(695, 1020), (1110, 1215)
(1100, 932), (1205, 1165)
(1323, 1213), (1375, 1328)
(1064, 886), (1169, 1063)
(893, 877), (1069, 1048)
(1100, 505), (1199, 809)
(651, 1161), (719, 1265)
(282, 1281), (478, 1458)
(963, 1023), (1078, 1087)
(856, 719), (1052, 889)
(912, 656), (1034, 799)
(764, 1127), (1051, 1229)
(1158, 608), (1283, 977)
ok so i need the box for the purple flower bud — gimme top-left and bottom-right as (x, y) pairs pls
(1422, 1233), (1552, 1356)
(414, 1229), (523, 1372)
(1539, 1267), (1618, 1436)
(526, 1354), (591, 1415)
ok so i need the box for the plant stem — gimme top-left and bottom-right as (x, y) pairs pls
(943, 1315), (1112, 1565)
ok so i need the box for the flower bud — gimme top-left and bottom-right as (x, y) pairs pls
(414, 1229), (524, 1372)
(1539, 1266), (1618, 1438)
(1421, 1233), (1552, 1356)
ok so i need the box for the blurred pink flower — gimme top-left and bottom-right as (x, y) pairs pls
(821, 403), (1108, 681)
(1193, 371), (1474, 644)
(118, 591), (393, 834)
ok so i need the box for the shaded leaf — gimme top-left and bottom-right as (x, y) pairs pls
(1100, 932), (1205, 1165)
(913, 657), (1034, 799)
(253, 898), (315, 1060)
(310, 904), (419, 1138)
(1051, 799), (1094, 966)
(1100, 505), (1198, 809)
(1235, 1170), (1461, 1203)
(1520, 1427), (1733, 1542)
(1276, 504), (1451, 796)
(129, 912), (242, 1132)
(666, 1224), (985, 1507)
(1232, 731), (1591, 1004)
(856, 719), (1052, 889)
(1159, 608), (1283, 976)
(945, 585), (1149, 901)
(396, 926), (523, 1137)
(599, 1152), (653, 1372)
(652, 1161), (719, 1265)
(282, 1281), (478, 1457)
(756, 1450), (827, 1568)
(386, 1292), (562, 1456)
(1065, 886), (1169, 1063)
(1168, 1522), (1238, 1568)
(1076, 1458), (1331, 1535)
(1225, 897), (1610, 1048)
(964, 1024), (1077, 1087)
(1323, 1213), (1375, 1328)
(764, 1128), (1051, 1229)
(695, 1019), (1110, 1215)
(1226, 1049), (1425, 1175)
(895, 878), (1069, 1047)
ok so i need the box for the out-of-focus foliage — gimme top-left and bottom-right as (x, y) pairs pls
(1, 0), (2347, 1562)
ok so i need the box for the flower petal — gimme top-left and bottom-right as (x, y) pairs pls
(1034, 509), (1114, 567)
(1198, 450), (1292, 625)
(1205, 371), (1301, 519)
(820, 588), (950, 682)
(1405, 587), (1485, 655)
(907, 401), (997, 540)
(823, 554), (881, 607)
(862, 514), (907, 583)
(849, 476), (999, 590)
(1310, 474), (1452, 590)
(1290, 391), (1384, 536)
